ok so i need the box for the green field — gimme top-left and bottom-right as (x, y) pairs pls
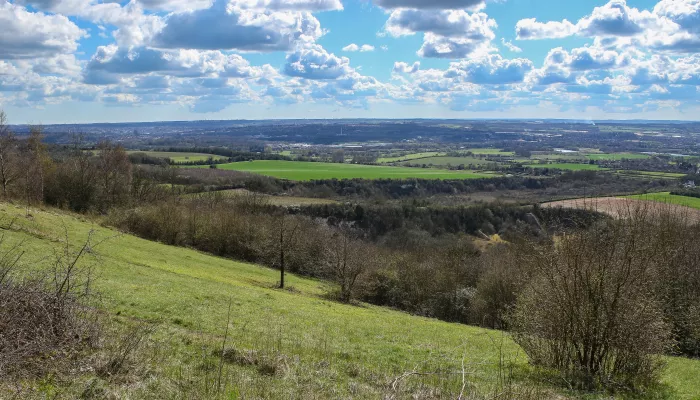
(402, 156), (492, 167)
(587, 153), (651, 160)
(465, 148), (515, 156)
(377, 152), (444, 163)
(197, 160), (493, 181)
(526, 163), (604, 171)
(2, 204), (699, 398)
(617, 170), (687, 179)
(127, 151), (228, 163)
(530, 153), (587, 161)
(625, 192), (700, 210)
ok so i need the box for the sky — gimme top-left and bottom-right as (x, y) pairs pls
(0, 0), (699, 124)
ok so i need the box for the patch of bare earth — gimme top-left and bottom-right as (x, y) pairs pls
(542, 197), (700, 222)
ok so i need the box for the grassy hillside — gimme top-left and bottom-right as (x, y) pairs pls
(1, 204), (699, 398)
(191, 160), (493, 181)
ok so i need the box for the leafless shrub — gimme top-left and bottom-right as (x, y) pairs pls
(470, 245), (524, 329)
(0, 231), (101, 378)
(97, 323), (155, 379)
(511, 204), (674, 391)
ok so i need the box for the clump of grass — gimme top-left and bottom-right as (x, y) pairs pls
(218, 347), (290, 377)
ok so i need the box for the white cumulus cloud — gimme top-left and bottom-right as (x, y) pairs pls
(374, 0), (485, 11)
(0, 2), (86, 60)
(343, 44), (375, 52)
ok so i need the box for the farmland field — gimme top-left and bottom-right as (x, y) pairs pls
(401, 156), (492, 167)
(127, 151), (228, 163)
(542, 196), (700, 222)
(2, 204), (699, 398)
(465, 148), (515, 156)
(530, 154), (587, 161)
(587, 153), (651, 160)
(526, 163), (604, 171)
(195, 160), (494, 180)
(625, 192), (700, 209)
(377, 151), (444, 163)
(616, 170), (687, 179)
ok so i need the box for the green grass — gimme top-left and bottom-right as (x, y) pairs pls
(377, 152), (444, 163)
(526, 163), (604, 171)
(1, 204), (699, 398)
(465, 149), (515, 156)
(195, 160), (494, 181)
(624, 192), (700, 210)
(587, 153), (651, 160)
(127, 151), (228, 163)
(530, 154), (587, 161)
(616, 170), (687, 179)
(402, 156), (492, 167)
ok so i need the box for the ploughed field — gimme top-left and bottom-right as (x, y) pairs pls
(192, 160), (494, 181)
(542, 193), (700, 222)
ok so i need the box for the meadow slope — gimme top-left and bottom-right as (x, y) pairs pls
(1, 204), (698, 398)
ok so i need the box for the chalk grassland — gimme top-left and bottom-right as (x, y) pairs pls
(186, 188), (338, 206)
(377, 152), (445, 163)
(526, 163), (605, 171)
(1, 204), (699, 398)
(194, 160), (494, 181)
(127, 151), (228, 163)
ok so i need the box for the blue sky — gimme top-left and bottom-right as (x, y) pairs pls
(0, 0), (699, 123)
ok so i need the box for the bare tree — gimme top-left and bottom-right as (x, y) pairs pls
(325, 226), (377, 302)
(95, 141), (132, 210)
(275, 214), (300, 289)
(24, 125), (52, 211)
(0, 111), (21, 197)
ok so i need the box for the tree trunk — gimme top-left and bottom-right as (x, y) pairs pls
(279, 228), (285, 289)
